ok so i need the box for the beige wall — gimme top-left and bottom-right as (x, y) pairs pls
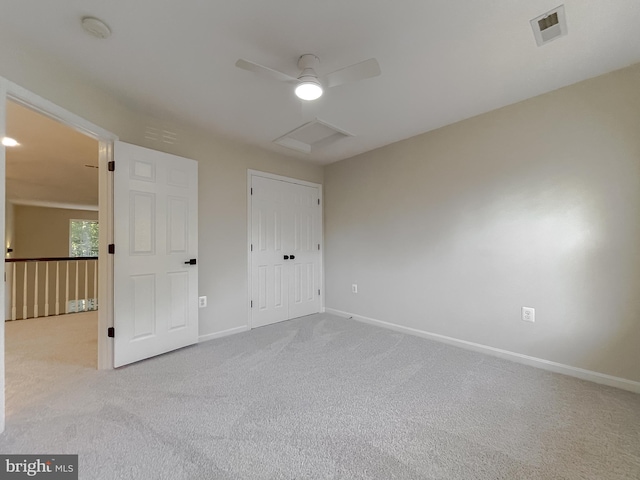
(4, 28), (638, 385)
(0, 32), (323, 338)
(9, 206), (98, 320)
(324, 63), (640, 383)
(13, 205), (98, 258)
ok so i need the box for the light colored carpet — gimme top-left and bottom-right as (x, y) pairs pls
(1, 313), (639, 479)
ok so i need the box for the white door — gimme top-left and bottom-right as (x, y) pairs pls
(287, 181), (322, 319)
(251, 175), (321, 328)
(113, 141), (198, 367)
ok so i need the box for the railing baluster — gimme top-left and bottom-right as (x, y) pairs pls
(55, 262), (60, 316)
(74, 261), (79, 313)
(23, 263), (28, 320)
(11, 263), (17, 321)
(93, 259), (98, 311)
(84, 260), (89, 312)
(34, 262), (39, 318)
(44, 262), (50, 317)
(65, 261), (70, 314)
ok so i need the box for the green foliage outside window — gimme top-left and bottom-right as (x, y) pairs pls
(70, 220), (99, 257)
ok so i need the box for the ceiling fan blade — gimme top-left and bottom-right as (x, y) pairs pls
(235, 59), (298, 84)
(321, 58), (381, 88)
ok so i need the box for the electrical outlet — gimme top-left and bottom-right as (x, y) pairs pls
(199, 296), (207, 308)
(522, 306), (535, 323)
(352, 284), (358, 294)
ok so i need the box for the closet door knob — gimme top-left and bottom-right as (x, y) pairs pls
(284, 255), (289, 260)
(290, 255), (295, 260)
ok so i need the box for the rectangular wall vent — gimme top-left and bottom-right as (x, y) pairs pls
(144, 126), (178, 144)
(273, 119), (353, 154)
(531, 5), (567, 46)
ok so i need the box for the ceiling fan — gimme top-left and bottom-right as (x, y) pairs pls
(235, 54), (381, 101)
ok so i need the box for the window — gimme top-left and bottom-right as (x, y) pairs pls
(69, 219), (99, 257)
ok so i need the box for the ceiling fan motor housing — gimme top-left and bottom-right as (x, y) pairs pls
(295, 54), (323, 100)
(297, 54), (320, 72)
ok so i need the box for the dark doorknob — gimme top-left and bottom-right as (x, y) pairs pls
(284, 255), (289, 260)
(184, 259), (197, 265)
(290, 255), (295, 260)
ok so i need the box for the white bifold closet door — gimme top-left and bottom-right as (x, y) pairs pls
(251, 175), (321, 328)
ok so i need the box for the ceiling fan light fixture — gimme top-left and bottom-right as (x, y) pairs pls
(295, 78), (323, 101)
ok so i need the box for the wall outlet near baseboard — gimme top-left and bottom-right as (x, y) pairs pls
(352, 284), (358, 294)
(522, 306), (535, 322)
(199, 296), (207, 308)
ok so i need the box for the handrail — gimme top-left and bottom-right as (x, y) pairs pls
(5, 256), (98, 262)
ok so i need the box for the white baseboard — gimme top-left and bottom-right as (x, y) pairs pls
(325, 308), (640, 394)
(198, 325), (249, 343)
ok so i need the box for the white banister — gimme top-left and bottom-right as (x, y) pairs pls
(44, 262), (50, 317)
(34, 262), (39, 318)
(22, 263), (28, 320)
(93, 262), (98, 310)
(65, 261), (70, 314)
(6, 258), (99, 320)
(11, 263), (17, 321)
(84, 260), (89, 312)
(74, 262), (79, 313)
(55, 262), (60, 316)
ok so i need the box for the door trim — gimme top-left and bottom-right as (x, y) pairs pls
(247, 170), (324, 329)
(1, 76), (118, 375)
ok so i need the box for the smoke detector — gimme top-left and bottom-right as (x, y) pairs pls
(82, 17), (111, 39)
(531, 5), (567, 46)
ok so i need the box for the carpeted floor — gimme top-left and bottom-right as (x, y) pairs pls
(1, 312), (639, 479)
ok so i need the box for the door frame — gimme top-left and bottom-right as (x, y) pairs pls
(0, 76), (118, 380)
(246, 169), (324, 329)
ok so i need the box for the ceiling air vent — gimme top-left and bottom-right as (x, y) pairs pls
(531, 5), (567, 46)
(273, 119), (353, 154)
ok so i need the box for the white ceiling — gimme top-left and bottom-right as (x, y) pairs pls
(1, 1), (640, 165)
(6, 101), (99, 209)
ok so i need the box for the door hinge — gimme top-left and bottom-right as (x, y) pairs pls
(250, 300), (253, 308)
(318, 244), (320, 250)
(251, 244), (253, 251)
(108, 327), (115, 338)
(108, 244), (115, 254)
(251, 188), (253, 195)
(108, 161), (115, 172)
(318, 289), (320, 296)
(317, 198), (320, 205)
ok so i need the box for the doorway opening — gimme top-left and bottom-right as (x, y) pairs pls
(4, 100), (101, 412)
(0, 78), (117, 432)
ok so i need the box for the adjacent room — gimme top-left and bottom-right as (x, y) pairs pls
(4, 101), (100, 418)
(0, 1), (639, 479)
